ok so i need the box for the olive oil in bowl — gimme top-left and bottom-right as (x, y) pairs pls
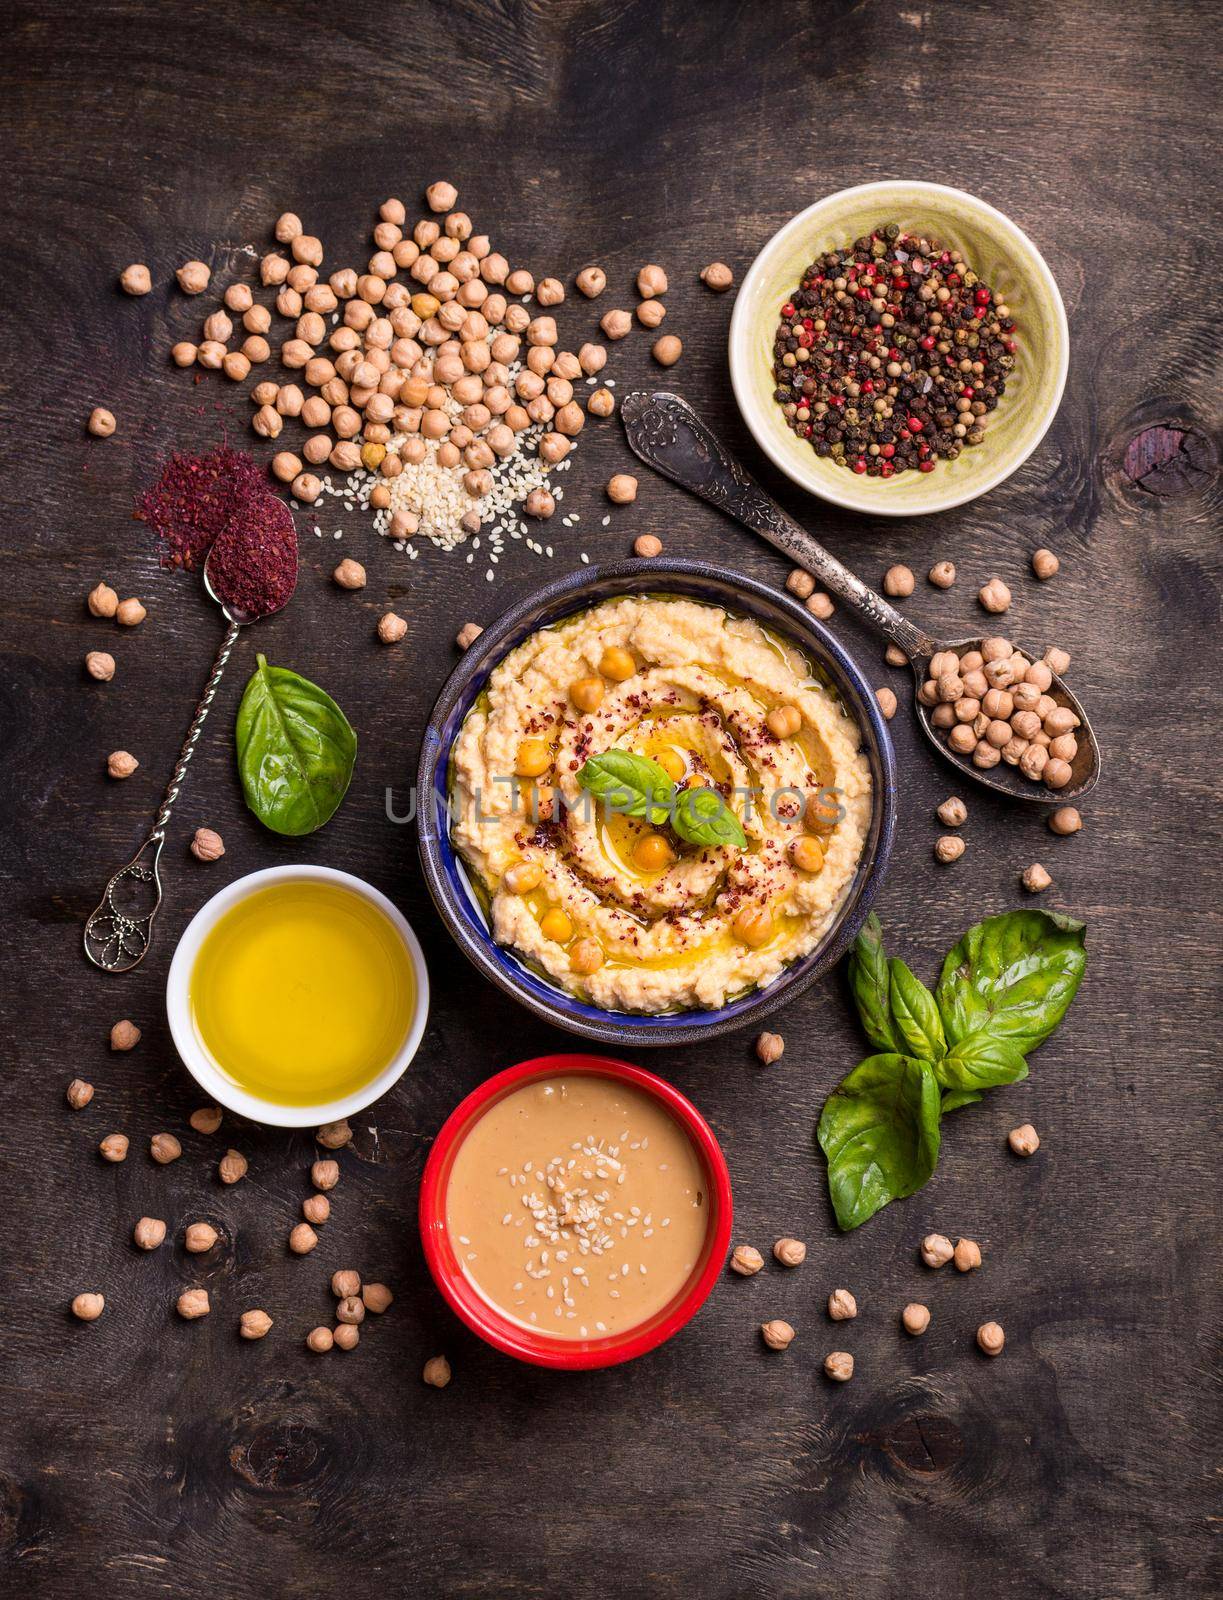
(189, 879), (418, 1107)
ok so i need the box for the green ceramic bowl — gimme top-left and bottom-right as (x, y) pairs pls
(729, 180), (1069, 517)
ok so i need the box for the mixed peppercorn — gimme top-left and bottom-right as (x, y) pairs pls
(771, 223), (1017, 478)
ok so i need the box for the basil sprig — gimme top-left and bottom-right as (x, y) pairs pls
(576, 752), (746, 850)
(818, 909), (1086, 1230)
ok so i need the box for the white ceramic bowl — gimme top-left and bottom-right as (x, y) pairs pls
(729, 180), (1069, 516)
(166, 865), (430, 1128)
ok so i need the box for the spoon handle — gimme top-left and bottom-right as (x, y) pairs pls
(620, 390), (937, 661)
(83, 617), (242, 974)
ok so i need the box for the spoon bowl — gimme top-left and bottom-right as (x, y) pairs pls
(912, 640), (1099, 804)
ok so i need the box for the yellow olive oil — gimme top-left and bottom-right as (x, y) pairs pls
(190, 881), (416, 1106)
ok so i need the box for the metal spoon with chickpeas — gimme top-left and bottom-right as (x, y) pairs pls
(620, 391), (1099, 805)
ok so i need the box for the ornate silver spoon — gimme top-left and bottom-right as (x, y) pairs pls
(83, 523), (296, 973)
(620, 389), (1099, 806)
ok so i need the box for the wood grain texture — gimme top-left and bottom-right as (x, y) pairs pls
(0, 1), (1220, 1596)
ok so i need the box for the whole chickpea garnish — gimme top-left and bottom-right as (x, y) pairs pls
(240, 1309), (273, 1340)
(761, 1319), (796, 1351)
(652, 334), (682, 366)
(902, 1303), (931, 1335)
(977, 1321), (1005, 1357)
(774, 1238), (807, 1268)
(177, 1288), (210, 1320)
(883, 564), (915, 597)
(86, 651), (115, 682)
(317, 1119), (353, 1149)
(827, 1288), (856, 1319)
(423, 1355), (451, 1387)
(920, 1233), (954, 1268)
(190, 827), (224, 861)
(1008, 1123), (1041, 1156)
(218, 1148), (248, 1184)
(700, 262), (734, 292)
(133, 1217), (166, 1250)
(72, 1293), (105, 1321)
(766, 705), (802, 739)
(928, 560), (956, 588)
(954, 1238), (983, 1272)
(824, 1352), (854, 1382)
(66, 1079), (94, 1109)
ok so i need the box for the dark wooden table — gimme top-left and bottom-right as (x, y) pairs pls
(2, 2), (1219, 1595)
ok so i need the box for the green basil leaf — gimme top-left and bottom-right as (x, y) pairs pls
(935, 1030), (1029, 1092)
(889, 958), (947, 1061)
(936, 910), (1087, 1055)
(235, 654), (356, 836)
(817, 1054), (942, 1231)
(941, 1088), (983, 1113)
(671, 785), (748, 851)
(577, 751), (675, 825)
(847, 913), (901, 1053)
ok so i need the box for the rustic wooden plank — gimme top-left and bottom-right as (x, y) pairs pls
(0, 0), (1219, 1596)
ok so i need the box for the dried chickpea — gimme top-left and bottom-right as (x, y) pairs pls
(928, 560), (956, 588)
(184, 1222), (218, 1252)
(99, 1133), (128, 1162)
(883, 564), (915, 597)
(317, 1119), (353, 1150)
(652, 334), (682, 366)
(72, 1293), (105, 1321)
(423, 1355), (451, 1387)
(456, 622), (482, 651)
(700, 261), (734, 291)
(730, 1245), (764, 1276)
(902, 1303), (931, 1336)
(426, 180), (459, 212)
(1048, 806), (1082, 836)
(306, 1326), (334, 1353)
(85, 651), (115, 682)
(934, 835), (965, 864)
(1031, 548), (1060, 579)
(977, 1321), (1005, 1356)
(606, 474), (638, 504)
(1022, 862), (1052, 893)
(636, 298), (666, 328)
(218, 1148), (248, 1184)
(288, 1223), (318, 1255)
(120, 263), (152, 296)
(240, 1309), (273, 1340)
(937, 797), (967, 827)
(979, 577), (1012, 613)
(525, 488), (555, 519)
(134, 1217), (166, 1250)
(177, 1289), (210, 1320)
(954, 1238), (983, 1272)
(331, 1269), (361, 1300)
(150, 1133), (182, 1165)
(66, 1079), (94, 1109)
(363, 1282), (394, 1314)
(774, 1238), (807, 1268)
(634, 534), (662, 558)
(333, 558), (366, 591)
(755, 1031), (784, 1065)
(88, 407), (116, 438)
(87, 581), (119, 618)
(311, 1158), (340, 1191)
(176, 260), (210, 295)
(576, 265), (606, 298)
(921, 1233), (954, 1268)
(377, 612), (407, 645)
(807, 591), (836, 619)
(115, 598), (146, 626)
(600, 308), (632, 340)
(824, 1351), (855, 1382)
(110, 1019), (141, 1051)
(189, 1106), (222, 1134)
(827, 1288), (856, 1319)
(875, 687), (897, 720)
(334, 1323), (360, 1352)
(336, 1295), (365, 1325)
(1008, 1123), (1041, 1157)
(291, 471), (322, 505)
(761, 1319), (796, 1351)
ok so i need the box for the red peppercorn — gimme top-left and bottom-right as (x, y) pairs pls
(918, 459), (935, 473)
(880, 463), (894, 478)
(946, 272), (960, 287)
(852, 458), (867, 475)
(920, 335), (935, 351)
(907, 417), (924, 432)
(781, 302), (795, 317)
(975, 287), (990, 304)
(880, 444), (895, 459)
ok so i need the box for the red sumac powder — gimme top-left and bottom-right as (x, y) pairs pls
(207, 494), (298, 618)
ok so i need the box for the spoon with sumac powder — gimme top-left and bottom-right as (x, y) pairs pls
(84, 492), (298, 974)
(620, 390), (1099, 806)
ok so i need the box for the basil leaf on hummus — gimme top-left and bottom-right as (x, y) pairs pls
(577, 751), (675, 825)
(671, 785), (748, 851)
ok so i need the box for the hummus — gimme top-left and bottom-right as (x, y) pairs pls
(451, 596), (872, 1013)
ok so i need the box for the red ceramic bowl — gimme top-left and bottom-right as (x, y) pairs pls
(419, 1054), (733, 1369)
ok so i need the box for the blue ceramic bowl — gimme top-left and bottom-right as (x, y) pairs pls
(416, 560), (896, 1047)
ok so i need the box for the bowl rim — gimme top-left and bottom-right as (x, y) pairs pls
(165, 864), (431, 1128)
(418, 1052), (733, 1369)
(728, 178), (1070, 516)
(415, 558), (896, 1045)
